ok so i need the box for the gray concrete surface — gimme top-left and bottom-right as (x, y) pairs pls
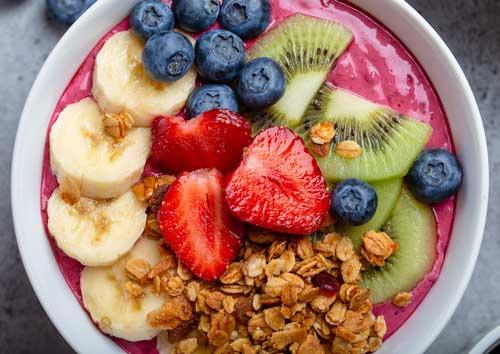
(0, 0), (498, 353)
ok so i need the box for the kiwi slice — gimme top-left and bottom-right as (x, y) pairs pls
(246, 14), (353, 133)
(337, 178), (403, 250)
(360, 188), (437, 304)
(296, 83), (432, 182)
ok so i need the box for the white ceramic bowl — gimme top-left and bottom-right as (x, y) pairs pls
(11, 0), (488, 353)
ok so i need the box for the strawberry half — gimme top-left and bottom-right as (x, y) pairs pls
(225, 127), (330, 235)
(151, 110), (252, 174)
(158, 169), (244, 281)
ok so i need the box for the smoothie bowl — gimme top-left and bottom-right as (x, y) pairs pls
(11, 0), (488, 354)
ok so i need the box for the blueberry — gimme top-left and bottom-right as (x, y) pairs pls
(237, 58), (285, 108)
(219, 0), (271, 39)
(187, 84), (239, 117)
(406, 148), (462, 204)
(173, 0), (220, 33)
(130, 0), (174, 41)
(195, 29), (246, 82)
(46, 0), (96, 25)
(142, 31), (195, 83)
(331, 179), (378, 226)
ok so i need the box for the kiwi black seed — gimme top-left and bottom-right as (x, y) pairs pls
(245, 14), (353, 134)
(296, 83), (432, 182)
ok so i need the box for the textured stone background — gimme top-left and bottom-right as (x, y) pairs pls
(0, 0), (498, 353)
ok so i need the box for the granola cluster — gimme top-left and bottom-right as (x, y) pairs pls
(59, 176), (81, 205)
(130, 175), (394, 354)
(309, 122), (363, 160)
(360, 231), (399, 268)
(309, 122), (335, 158)
(335, 141), (362, 160)
(102, 111), (134, 139)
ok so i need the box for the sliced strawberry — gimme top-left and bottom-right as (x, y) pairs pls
(151, 110), (252, 174)
(158, 169), (244, 281)
(225, 127), (330, 235)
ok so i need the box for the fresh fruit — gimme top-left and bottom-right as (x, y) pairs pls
(237, 57), (286, 108)
(49, 98), (151, 200)
(195, 29), (246, 82)
(246, 14), (353, 132)
(151, 110), (251, 173)
(158, 169), (244, 281)
(81, 237), (167, 341)
(225, 127), (330, 235)
(130, 0), (175, 41)
(337, 178), (403, 249)
(142, 31), (195, 83)
(92, 30), (196, 126)
(173, 0), (220, 33)
(187, 84), (239, 118)
(219, 0), (271, 39)
(406, 148), (462, 204)
(46, 0), (96, 25)
(297, 84), (433, 182)
(48, 189), (147, 266)
(331, 179), (378, 226)
(360, 188), (437, 304)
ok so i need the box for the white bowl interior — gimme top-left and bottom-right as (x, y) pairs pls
(11, 0), (488, 353)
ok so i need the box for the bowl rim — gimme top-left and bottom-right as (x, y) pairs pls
(468, 324), (500, 354)
(11, 0), (488, 354)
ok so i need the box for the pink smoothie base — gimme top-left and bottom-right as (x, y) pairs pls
(40, 0), (456, 352)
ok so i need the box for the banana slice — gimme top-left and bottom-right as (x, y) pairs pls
(50, 98), (151, 200)
(92, 30), (197, 127)
(81, 237), (167, 342)
(48, 188), (147, 266)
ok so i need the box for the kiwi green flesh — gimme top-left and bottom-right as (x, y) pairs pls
(246, 14), (353, 133)
(360, 188), (437, 304)
(337, 178), (403, 250)
(297, 84), (433, 182)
